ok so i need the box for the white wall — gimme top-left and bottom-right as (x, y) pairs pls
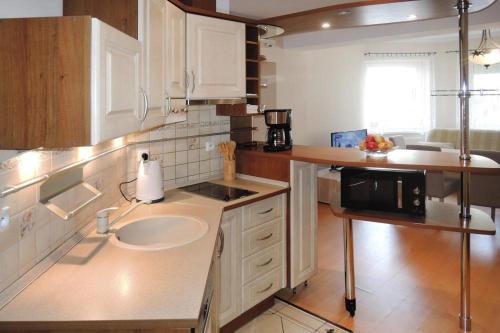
(0, 0), (62, 18)
(262, 3), (500, 147)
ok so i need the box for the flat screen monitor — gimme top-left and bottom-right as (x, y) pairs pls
(331, 129), (367, 148)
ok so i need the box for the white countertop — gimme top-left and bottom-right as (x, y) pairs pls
(0, 179), (288, 331)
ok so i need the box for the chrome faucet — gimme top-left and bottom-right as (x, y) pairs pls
(96, 200), (151, 234)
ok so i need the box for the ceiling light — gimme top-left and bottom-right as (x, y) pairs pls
(470, 29), (500, 68)
(257, 24), (285, 39)
(407, 14), (417, 20)
(321, 22), (331, 29)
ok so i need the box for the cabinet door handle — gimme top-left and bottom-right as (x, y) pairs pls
(257, 258), (273, 267)
(217, 229), (224, 258)
(185, 70), (190, 91)
(191, 70), (196, 94)
(164, 90), (172, 117)
(257, 233), (273, 241)
(257, 283), (273, 294)
(140, 88), (149, 123)
(258, 208), (273, 215)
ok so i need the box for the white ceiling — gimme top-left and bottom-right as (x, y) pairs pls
(228, 0), (360, 19)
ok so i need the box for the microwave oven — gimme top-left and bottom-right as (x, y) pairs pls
(340, 167), (426, 216)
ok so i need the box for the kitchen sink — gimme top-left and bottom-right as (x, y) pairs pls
(111, 216), (209, 251)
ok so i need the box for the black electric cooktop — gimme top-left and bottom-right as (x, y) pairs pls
(180, 182), (258, 202)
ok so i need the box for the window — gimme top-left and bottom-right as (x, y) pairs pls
(470, 67), (500, 130)
(363, 57), (433, 133)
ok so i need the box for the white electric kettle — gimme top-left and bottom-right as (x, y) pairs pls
(136, 153), (164, 203)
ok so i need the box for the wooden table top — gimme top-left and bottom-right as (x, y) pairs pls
(238, 145), (500, 174)
(330, 201), (496, 235)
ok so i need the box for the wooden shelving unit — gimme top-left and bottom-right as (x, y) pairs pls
(217, 24), (263, 143)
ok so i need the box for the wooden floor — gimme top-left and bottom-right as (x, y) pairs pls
(284, 202), (500, 333)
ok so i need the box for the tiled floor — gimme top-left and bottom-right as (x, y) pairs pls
(235, 299), (350, 333)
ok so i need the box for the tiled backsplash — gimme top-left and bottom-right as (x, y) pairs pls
(126, 105), (230, 194)
(0, 140), (127, 292)
(0, 105), (229, 293)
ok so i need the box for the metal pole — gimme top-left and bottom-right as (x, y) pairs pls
(343, 218), (356, 316)
(460, 233), (472, 331)
(457, 1), (472, 331)
(457, 0), (472, 219)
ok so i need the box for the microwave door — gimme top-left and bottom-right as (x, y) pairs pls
(370, 178), (398, 211)
(344, 177), (370, 207)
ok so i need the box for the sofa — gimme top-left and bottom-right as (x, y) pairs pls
(427, 129), (500, 151)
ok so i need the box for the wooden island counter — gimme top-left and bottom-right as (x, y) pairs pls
(236, 144), (499, 331)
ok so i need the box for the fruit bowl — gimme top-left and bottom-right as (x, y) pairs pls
(359, 134), (394, 158)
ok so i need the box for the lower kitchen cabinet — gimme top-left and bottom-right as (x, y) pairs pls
(219, 208), (242, 326)
(290, 161), (318, 288)
(219, 194), (286, 327)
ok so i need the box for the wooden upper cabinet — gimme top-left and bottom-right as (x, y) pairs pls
(0, 16), (145, 149)
(63, 0), (138, 39)
(186, 14), (246, 99)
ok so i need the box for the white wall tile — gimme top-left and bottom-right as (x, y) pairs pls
(175, 151), (188, 165)
(188, 149), (200, 163)
(175, 164), (188, 179)
(164, 140), (175, 153)
(0, 244), (18, 291)
(164, 152), (176, 167)
(188, 162), (200, 176)
(176, 139), (188, 152)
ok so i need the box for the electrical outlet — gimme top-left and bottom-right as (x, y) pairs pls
(205, 142), (215, 152)
(0, 207), (10, 232)
(137, 148), (149, 162)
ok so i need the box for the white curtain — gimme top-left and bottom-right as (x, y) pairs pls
(363, 56), (434, 133)
(469, 64), (500, 130)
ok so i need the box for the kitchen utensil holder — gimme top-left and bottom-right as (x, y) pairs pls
(224, 160), (236, 181)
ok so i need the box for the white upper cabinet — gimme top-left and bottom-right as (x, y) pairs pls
(290, 161), (318, 289)
(139, 0), (167, 129)
(91, 19), (143, 144)
(165, 0), (186, 98)
(186, 14), (246, 99)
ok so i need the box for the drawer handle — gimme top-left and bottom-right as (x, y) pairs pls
(257, 258), (273, 267)
(258, 233), (273, 241)
(258, 208), (273, 215)
(257, 283), (274, 294)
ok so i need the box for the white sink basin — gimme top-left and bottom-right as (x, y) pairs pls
(111, 216), (209, 251)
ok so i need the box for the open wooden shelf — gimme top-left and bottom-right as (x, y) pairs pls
(330, 201), (495, 235)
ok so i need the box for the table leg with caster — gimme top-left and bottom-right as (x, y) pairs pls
(343, 218), (356, 317)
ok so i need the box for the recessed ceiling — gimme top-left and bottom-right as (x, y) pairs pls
(229, 0), (361, 20)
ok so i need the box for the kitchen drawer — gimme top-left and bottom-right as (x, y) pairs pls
(242, 267), (283, 311)
(243, 242), (283, 285)
(243, 195), (282, 231)
(242, 219), (282, 257)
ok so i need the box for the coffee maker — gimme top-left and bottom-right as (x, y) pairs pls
(263, 109), (292, 152)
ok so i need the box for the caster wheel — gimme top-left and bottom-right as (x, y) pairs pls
(304, 280), (309, 287)
(345, 298), (356, 317)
